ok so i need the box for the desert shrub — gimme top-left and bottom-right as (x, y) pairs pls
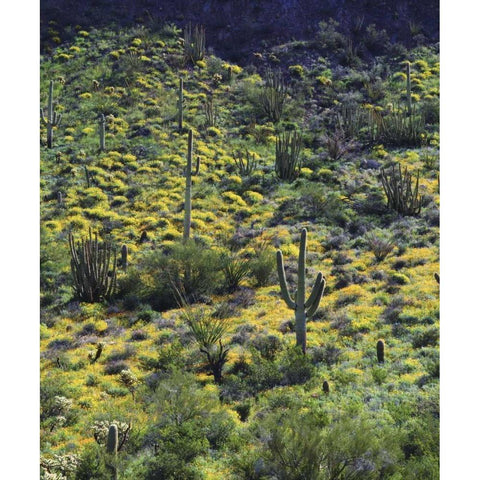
(248, 243), (276, 287)
(365, 230), (395, 261)
(106, 346), (136, 362)
(220, 253), (251, 292)
(75, 444), (110, 480)
(310, 344), (342, 366)
(250, 334), (283, 361)
(412, 327), (439, 348)
(103, 360), (129, 375)
(119, 242), (222, 311)
(256, 411), (399, 480)
(279, 347), (315, 385)
(130, 329), (149, 341)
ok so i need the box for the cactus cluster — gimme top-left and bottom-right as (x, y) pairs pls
(277, 228), (326, 353)
(68, 228), (117, 302)
(260, 69), (287, 122)
(380, 163), (423, 216)
(41, 80), (62, 149)
(183, 23), (205, 65)
(275, 130), (302, 181)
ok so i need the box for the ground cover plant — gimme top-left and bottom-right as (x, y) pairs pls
(40, 9), (439, 479)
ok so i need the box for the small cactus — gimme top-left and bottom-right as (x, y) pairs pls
(377, 340), (385, 363)
(434, 272), (440, 284)
(106, 424), (118, 480)
(322, 380), (330, 394)
(106, 424), (118, 454)
(41, 80), (62, 148)
(99, 114), (106, 151)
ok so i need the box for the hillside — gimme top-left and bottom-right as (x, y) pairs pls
(40, 18), (439, 480)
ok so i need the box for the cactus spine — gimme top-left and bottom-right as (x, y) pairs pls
(178, 77), (184, 131)
(276, 228), (326, 353)
(106, 424), (118, 480)
(41, 80), (62, 148)
(99, 114), (106, 151)
(406, 62), (412, 116)
(377, 339), (385, 363)
(183, 130), (200, 242)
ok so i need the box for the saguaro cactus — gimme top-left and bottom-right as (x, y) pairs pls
(183, 130), (200, 242)
(41, 80), (62, 148)
(406, 61), (412, 116)
(178, 77), (184, 131)
(106, 424), (118, 480)
(121, 244), (128, 271)
(377, 339), (385, 363)
(276, 228), (326, 353)
(99, 114), (106, 151)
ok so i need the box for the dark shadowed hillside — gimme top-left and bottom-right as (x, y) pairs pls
(41, 0), (438, 61)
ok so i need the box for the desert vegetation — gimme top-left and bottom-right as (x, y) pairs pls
(40, 10), (439, 479)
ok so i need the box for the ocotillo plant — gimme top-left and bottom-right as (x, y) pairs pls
(99, 114), (106, 151)
(276, 228), (326, 353)
(178, 77), (184, 131)
(106, 424), (118, 480)
(120, 245), (128, 271)
(260, 69), (287, 122)
(41, 80), (62, 148)
(183, 130), (200, 242)
(377, 339), (385, 363)
(406, 61), (412, 116)
(68, 228), (117, 302)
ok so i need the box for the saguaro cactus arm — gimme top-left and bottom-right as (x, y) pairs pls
(305, 272), (326, 317)
(276, 250), (296, 309)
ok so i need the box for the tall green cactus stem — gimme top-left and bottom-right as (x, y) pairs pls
(377, 340), (385, 363)
(183, 130), (200, 242)
(41, 80), (62, 148)
(106, 424), (118, 480)
(121, 244), (128, 272)
(276, 228), (326, 354)
(178, 77), (184, 131)
(99, 114), (106, 151)
(406, 62), (412, 116)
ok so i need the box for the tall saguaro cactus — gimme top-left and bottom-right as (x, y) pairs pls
(406, 61), (412, 116)
(276, 228), (326, 353)
(183, 129), (200, 242)
(41, 80), (62, 148)
(99, 114), (106, 151)
(106, 424), (118, 480)
(178, 77), (184, 131)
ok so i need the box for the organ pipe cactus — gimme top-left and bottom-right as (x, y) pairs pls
(276, 228), (326, 353)
(99, 114), (106, 151)
(183, 129), (200, 242)
(68, 228), (117, 302)
(41, 80), (62, 148)
(380, 163), (423, 216)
